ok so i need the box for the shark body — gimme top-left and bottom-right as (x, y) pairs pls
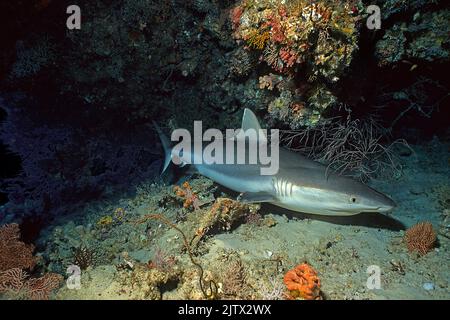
(156, 109), (396, 216)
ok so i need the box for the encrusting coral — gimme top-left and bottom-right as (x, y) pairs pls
(284, 263), (321, 300)
(404, 222), (437, 256)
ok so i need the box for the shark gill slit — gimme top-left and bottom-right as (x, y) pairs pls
(273, 177), (292, 198)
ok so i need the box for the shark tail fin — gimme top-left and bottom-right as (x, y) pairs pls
(153, 121), (172, 174)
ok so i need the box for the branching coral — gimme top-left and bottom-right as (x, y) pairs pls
(259, 277), (285, 300)
(0, 268), (62, 300)
(284, 263), (321, 300)
(259, 73), (282, 91)
(174, 181), (202, 211)
(280, 113), (409, 181)
(0, 224), (62, 300)
(229, 47), (255, 77)
(376, 9), (450, 65)
(404, 222), (437, 256)
(246, 30), (270, 50)
(72, 245), (97, 270)
(221, 258), (249, 299)
(0, 224), (37, 272)
(230, 5), (244, 31)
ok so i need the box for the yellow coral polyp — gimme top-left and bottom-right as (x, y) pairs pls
(97, 215), (113, 227)
(246, 30), (270, 50)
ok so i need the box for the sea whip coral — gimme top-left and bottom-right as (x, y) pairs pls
(405, 222), (436, 256)
(284, 263), (321, 300)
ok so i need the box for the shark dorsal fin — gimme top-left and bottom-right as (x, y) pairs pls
(242, 108), (262, 132)
(239, 108), (267, 141)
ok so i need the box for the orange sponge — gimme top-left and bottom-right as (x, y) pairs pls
(284, 263), (321, 300)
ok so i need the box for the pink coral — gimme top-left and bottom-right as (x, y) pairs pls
(230, 6), (244, 31)
(265, 14), (285, 43)
(279, 47), (298, 69)
(0, 223), (37, 272)
(0, 223), (63, 300)
(174, 181), (201, 210)
(0, 268), (63, 300)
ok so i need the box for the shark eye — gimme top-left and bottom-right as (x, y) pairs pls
(350, 196), (357, 203)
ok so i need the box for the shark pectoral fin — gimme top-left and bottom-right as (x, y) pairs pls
(237, 192), (276, 204)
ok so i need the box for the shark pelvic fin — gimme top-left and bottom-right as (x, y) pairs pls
(237, 191), (276, 203)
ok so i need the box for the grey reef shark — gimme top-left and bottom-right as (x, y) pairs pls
(155, 108), (396, 216)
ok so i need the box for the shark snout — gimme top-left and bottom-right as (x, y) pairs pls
(377, 196), (396, 213)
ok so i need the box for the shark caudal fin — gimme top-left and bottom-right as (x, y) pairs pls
(152, 121), (172, 174)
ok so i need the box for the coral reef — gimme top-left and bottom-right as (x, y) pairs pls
(378, 0), (432, 20)
(9, 36), (55, 80)
(376, 10), (450, 66)
(0, 0), (449, 302)
(284, 263), (321, 300)
(229, 47), (255, 77)
(404, 222), (437, 256)
(230, 0), (362, 127)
